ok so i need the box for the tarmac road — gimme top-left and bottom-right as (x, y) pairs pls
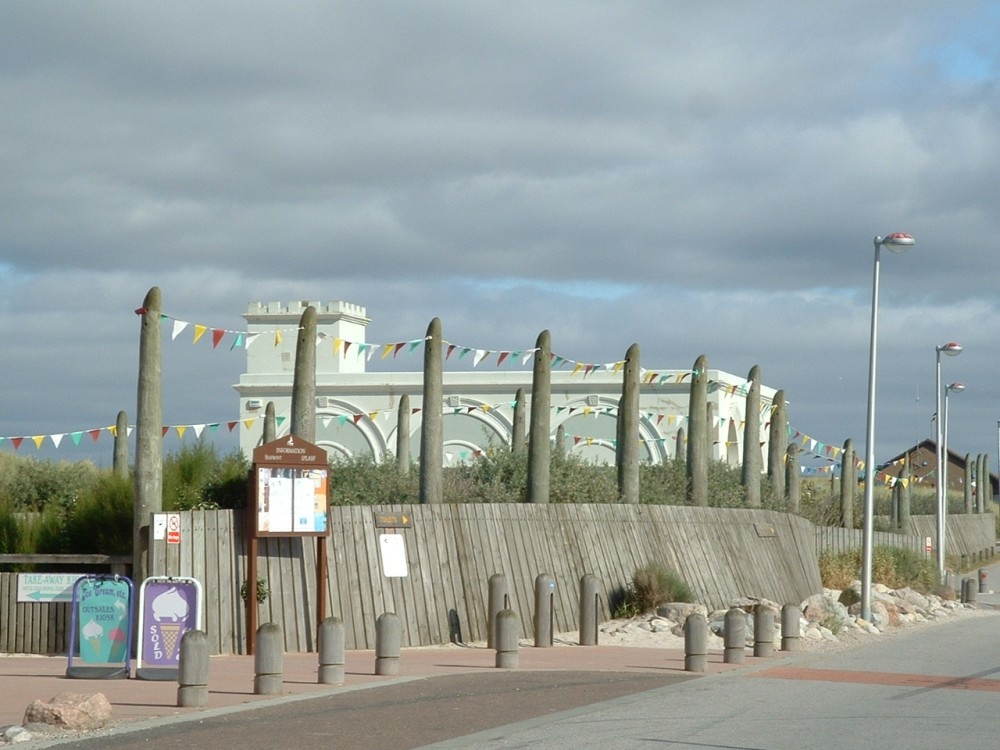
(37, 671), (693, 750)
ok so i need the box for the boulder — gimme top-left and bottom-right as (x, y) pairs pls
(656, 602), (708, 623)
(23, 692), (112, 731)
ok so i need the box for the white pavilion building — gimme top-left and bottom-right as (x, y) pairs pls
(234, 301), (778, 467)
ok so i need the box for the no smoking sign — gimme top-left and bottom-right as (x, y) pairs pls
(167, 513), (181, 545)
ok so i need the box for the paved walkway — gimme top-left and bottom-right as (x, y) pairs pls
(1, 638), (756, 728)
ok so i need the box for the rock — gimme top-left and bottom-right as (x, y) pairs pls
(801, 594), (850, 631)
(656, 602), (707, 622)
(22, 692), (112, 731)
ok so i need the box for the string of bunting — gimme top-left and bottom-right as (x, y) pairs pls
(143, 308), (770, 389)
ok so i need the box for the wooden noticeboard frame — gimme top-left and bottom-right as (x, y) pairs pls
(246, 435), (330, 654)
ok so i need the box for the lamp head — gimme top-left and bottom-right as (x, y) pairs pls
(946, 382), (966, 393)
(875, 232), (915, 253)
(937, 342), (963, 357)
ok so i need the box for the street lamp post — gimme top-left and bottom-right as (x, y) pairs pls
(943, 382), (964, 522)
(934, 343), (962, 580)
(861, 233), (915, 623)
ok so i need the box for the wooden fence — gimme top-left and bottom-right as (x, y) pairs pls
(2, 509), (994, 656)
(146, 504), (824, 654)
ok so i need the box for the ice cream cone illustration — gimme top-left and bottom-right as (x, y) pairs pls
(158, 623), (181, 660)
(81, 619), (104, 660)
(108, 627), (128, 661)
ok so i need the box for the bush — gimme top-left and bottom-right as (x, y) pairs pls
(163, 441), (248, 510)
(61, 473), (134, 555)
(614, 562), (692, 617)
(818, 546), (938, 593)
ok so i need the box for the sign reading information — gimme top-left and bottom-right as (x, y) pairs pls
(252, 435), (329, 537)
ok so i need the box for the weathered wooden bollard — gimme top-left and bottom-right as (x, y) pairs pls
(495, 609), (520, 669)
(487, 574), (509, 649)
(176, 629), (210, 707)
(683, 613), (708, 672)
(375, 612), (402, 676)
(254, 623), (284, 695)
(318, 617), (345, 685)
(723, 607), (746, 664)
(780, 604), (800, 652)
(753, 605), (774, 658)
(579, 574), (599, 646)
(534, 573), (555, 647)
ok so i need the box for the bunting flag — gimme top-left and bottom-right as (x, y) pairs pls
(0, 419), (249, 452)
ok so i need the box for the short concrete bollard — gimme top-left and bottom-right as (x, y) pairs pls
(375, 612), (402, 676)
(979, 568), (989, 594)
(723, 607), (746, 664)
(495, 609), (520, 669)
(962, 578), (977, 605)
(254, 623), (284, 695)
(753, 605), (774, 658)
(177, 629), (210, 707)
(579, 574), (600, 647)
(487, 574), (509, 649)
(318, 617), (345, 685)
(683, 613), (708, 672)
(780, 604), (800, 652)
(533, 573), (556, 647)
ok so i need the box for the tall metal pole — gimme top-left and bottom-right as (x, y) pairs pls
(861, 233), (914, 623)
(934, 343), (962, 580)
(935, 351), (944, 578)
(860, 240), (882, 623)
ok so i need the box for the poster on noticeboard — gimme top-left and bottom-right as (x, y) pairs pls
(252, 435), (329, 537)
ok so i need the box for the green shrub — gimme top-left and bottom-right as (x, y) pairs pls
(818, 546), (937, 593)
(614, 562), (692, 617)
(164, 441), (248, 510)
(61, 473), (133, 555)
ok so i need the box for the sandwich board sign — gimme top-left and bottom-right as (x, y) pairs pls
(66, 575), (134, 679)
(135, 576), (203, 681)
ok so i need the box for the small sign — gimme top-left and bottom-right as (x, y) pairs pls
(375, 512), (412, 529)
(754, 524), (777, 538)
(925, 536), (933, 553)
(152, 513), (167, 541)
(166, 513), (181, 544)
(17, 573), (83, 603)
(66, 575), (134, 679)
(379, 533), (408, 577)
(136, 577), (203, 680)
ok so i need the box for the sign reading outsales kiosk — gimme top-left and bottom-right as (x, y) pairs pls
(252, 435), (329, 537)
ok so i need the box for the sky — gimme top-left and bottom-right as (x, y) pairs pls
(2, 2), (1000, 475)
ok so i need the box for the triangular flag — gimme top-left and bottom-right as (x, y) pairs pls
(172, 320), (189, 340)
(193, 324), (207, 344)
(212, 329), (226, 348)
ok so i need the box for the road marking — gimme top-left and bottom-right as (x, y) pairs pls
(753, 666), (1000, 692)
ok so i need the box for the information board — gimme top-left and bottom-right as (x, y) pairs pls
(252, 435), (329, 537)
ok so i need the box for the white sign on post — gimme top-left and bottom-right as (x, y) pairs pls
(17, 573), (83, 603)
(379, 533), (408, 578)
